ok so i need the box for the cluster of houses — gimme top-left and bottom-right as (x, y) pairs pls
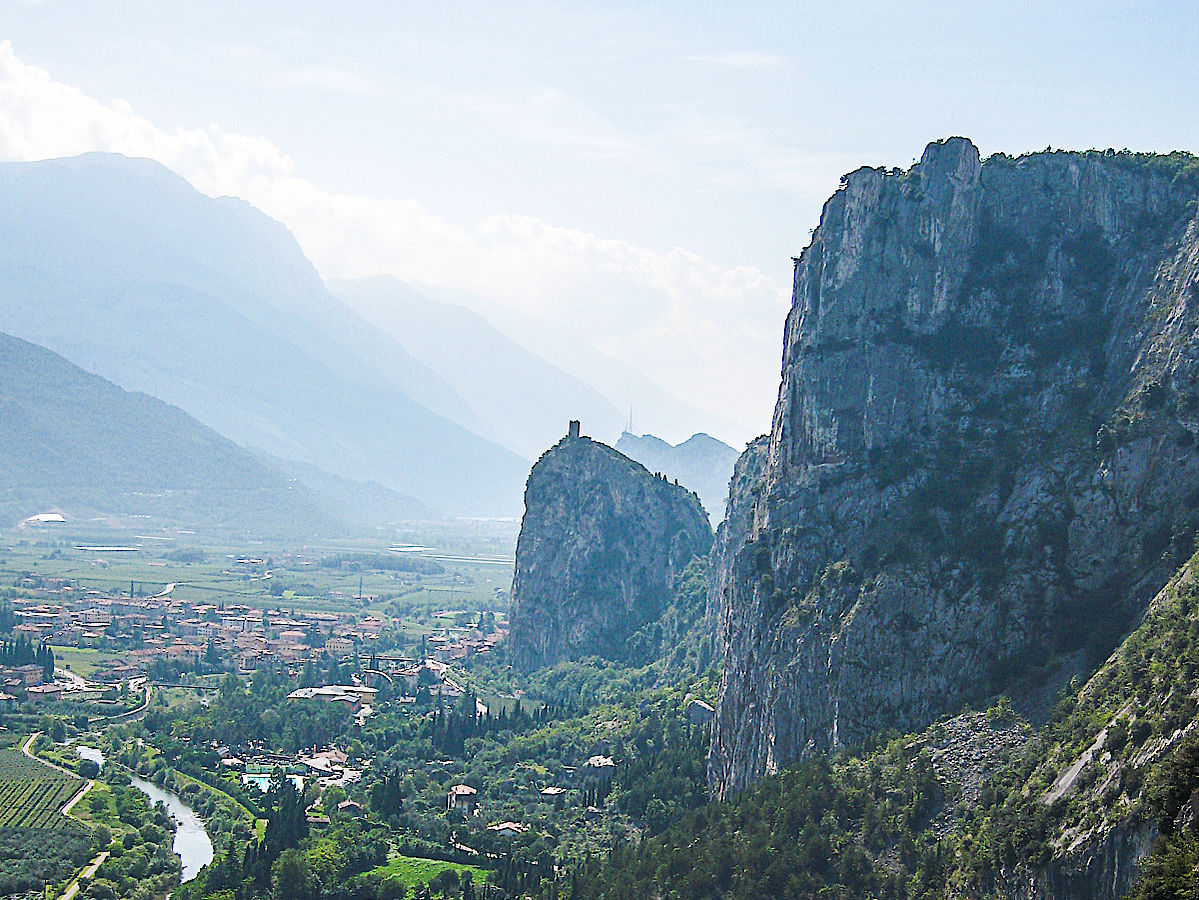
(5, 589), (393, 676)
(211, 741), (363, 814)
(445, 784), (531, 839)
(2, 582), (513, 730)
(439, 753), (623, 841)
(286, 682), (381, 726)
(364, 656), (470, 698)
(0, 662), (49, 705)
(6, 581), (509, 684)
(425, 623), (504, 663)
(0, 661), (110, 705)
(282, 649), (504, 721)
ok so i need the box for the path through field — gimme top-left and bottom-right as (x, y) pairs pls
(59, 850), (109, 900)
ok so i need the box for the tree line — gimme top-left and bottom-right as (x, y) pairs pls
(0, 634), (54, 680)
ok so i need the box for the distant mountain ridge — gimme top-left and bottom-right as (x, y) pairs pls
(0, 153), (527, 516)
(0, 330), (331, 533)
(328, 276), (626, 458)
(615, 430), (739, 520)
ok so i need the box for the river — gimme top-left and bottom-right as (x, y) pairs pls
(77, 746), (214, 882)
(75, 745), (104, 769)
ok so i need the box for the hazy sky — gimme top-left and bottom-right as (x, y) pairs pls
(2, 2), (1197, 443)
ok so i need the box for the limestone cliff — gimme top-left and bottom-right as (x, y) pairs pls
(710, 138), (1199, 797)
(509, 430), (713, 670)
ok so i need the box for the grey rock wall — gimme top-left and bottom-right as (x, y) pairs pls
(509, 431), (712, 670)
(710, 137), (1199, 798)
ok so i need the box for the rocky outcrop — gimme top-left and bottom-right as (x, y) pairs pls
(508, 428), (713, 670)
(995, 819), (1156, 900)
(710, 138), (1199, 797)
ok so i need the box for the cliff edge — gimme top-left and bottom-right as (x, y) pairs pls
(509, 427), (713, 671)
(711, 138), (1199, 797)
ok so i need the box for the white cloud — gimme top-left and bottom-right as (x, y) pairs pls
(0, 40), (789, 438)
(0, 42), (297, 196)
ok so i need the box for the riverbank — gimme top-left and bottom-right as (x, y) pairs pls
(130, 775), (214, 881)
(71, 743), (216, 886)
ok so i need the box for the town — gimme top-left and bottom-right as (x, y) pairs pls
(0, 518), (713, 900)
(2, 569), (507, 711)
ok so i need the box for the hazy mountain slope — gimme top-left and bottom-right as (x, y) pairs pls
(256, 452), (435, 525)
(0, 331), (330, 533)
(615, 430), (739, 520)
(416, 283), (744, 446)
(328, 275), (624, 458)
(0, 153), (528, 515)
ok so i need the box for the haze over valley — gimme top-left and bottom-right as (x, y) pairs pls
(2, 6), (1198, 900)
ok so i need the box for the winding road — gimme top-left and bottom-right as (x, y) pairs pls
(20, 732), (95, 813)
(20, 732), (105, 899)
(88, 680), (152, 724)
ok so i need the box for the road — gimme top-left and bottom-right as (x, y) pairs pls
(59, 850), (109, 900)
(61, 778), (96, 816)
(21, 731), (75, 775)
(89, 681), (152, 724)
(22, 732), (106, 899)
(55, 666), (88, 691)
(21, 732), (95, 814)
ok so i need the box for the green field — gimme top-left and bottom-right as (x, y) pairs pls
(369, 853), (489, 891)
(50, 645), (123, 678)
(0, 749), (81, 828)
(1, 523), (514, 625)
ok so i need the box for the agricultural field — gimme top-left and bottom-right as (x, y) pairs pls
(0, 520), (515, 627)
(0, 826), (94, 898)
(0, 748), (80, 828)
(50, 645), (124, 678)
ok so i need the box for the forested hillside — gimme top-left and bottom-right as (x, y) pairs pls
(552, 547), (1199, 899)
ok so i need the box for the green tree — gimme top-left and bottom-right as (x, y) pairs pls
(271, 848), (312, 900)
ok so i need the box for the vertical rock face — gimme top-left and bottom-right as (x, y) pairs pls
(509, 431), (713, 671)
(710, 138), (1199, 797)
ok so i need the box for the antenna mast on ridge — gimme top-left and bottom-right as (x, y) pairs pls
(626, 405), (634, 434)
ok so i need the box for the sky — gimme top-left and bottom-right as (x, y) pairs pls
(2, 1), (1198, 445)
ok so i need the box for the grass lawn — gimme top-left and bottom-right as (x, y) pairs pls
(369, 853), (489, 891)
(51, 646), (123, 678)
